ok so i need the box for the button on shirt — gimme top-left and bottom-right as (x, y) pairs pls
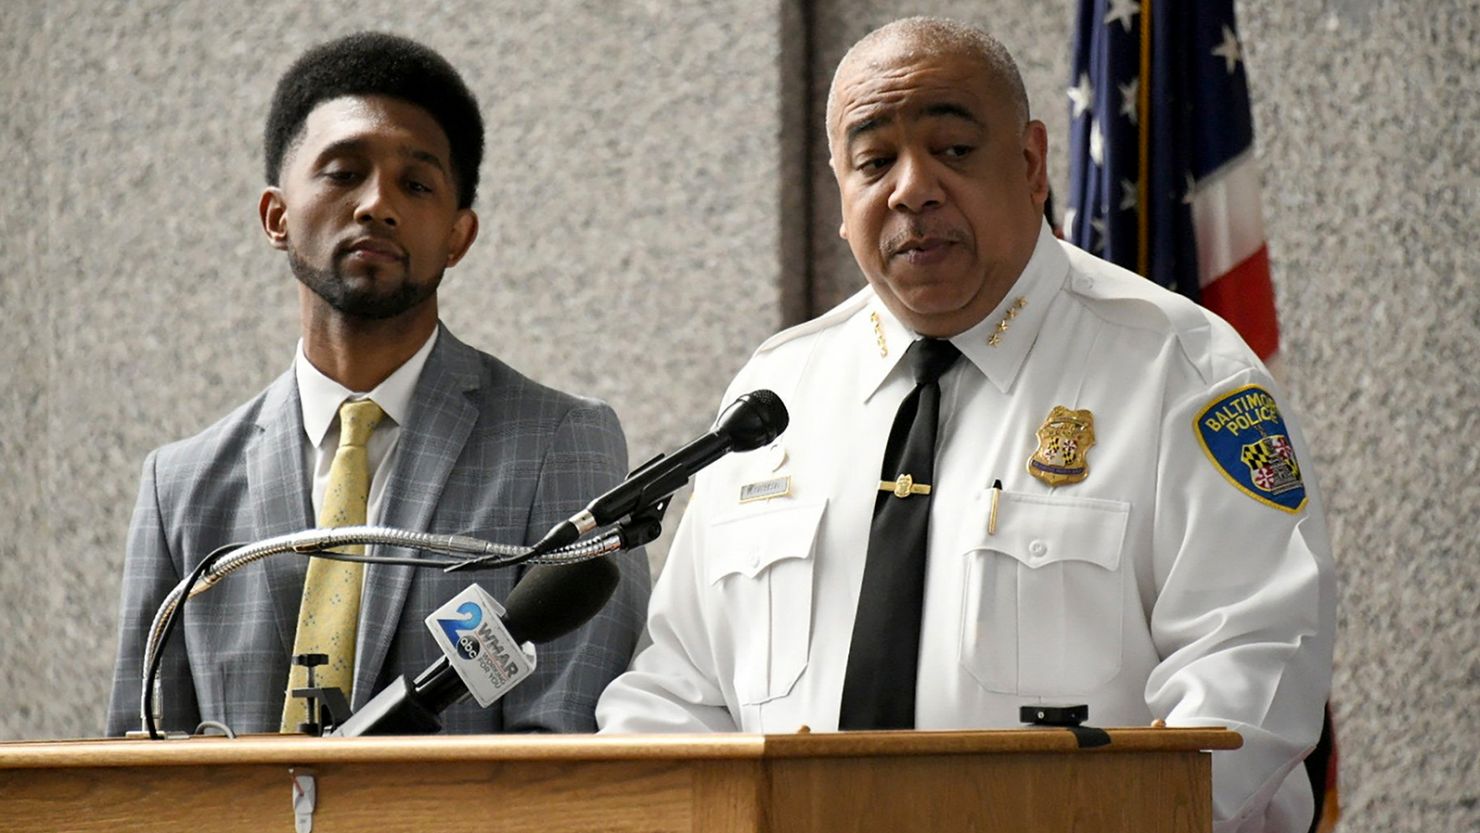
(295, 329), (438, 525)
(597, 223), (1336, 833)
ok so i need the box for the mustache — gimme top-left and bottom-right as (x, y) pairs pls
(881, 223), (968, 255)
(335, 233), (408, 263)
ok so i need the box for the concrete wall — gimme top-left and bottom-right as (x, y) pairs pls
(2, 1), (1475, 829)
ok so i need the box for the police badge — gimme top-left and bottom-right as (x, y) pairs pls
(1027, 406), (1096, 486)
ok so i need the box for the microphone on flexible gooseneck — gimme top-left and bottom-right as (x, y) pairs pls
(332, 556), (621, 737)
(526, 390), (790, 557)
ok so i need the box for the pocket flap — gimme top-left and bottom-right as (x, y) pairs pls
(966, 491), (1130, 571)
(707, 498), (827, 583)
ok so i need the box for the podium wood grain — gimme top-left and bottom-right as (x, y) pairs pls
(0, 728), (1239, 832)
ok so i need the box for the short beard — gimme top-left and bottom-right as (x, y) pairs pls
(289, 249), (441, 321)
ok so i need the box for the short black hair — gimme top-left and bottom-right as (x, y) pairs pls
(827, 17), (1030, 146)
(264, 32), (484, 209)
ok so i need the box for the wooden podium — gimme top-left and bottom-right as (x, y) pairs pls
(0, 727), (1239, 832)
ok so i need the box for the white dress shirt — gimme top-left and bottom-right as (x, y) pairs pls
(295, 328), (438, 524)
(597, 224), (1336, 833)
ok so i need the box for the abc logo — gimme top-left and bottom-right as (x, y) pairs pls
(456, 634), (482, 661)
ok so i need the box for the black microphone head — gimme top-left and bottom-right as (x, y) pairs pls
(501, 557), (621, 644)
(715, 389), (789, 451)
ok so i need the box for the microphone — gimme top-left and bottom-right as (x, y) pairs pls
(528, 390), (789, 556)
(332, 556), (621, 736)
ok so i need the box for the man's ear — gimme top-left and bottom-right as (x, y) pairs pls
(444, 209), (480, 267)
(259, 187), (290, 251)
(830, 154), (849, 241)
(1023, 120), (1050, 207)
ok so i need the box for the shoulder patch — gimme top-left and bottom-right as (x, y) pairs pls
(1194, 385), (1307, 513)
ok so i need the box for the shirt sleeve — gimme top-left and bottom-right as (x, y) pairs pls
(596, 487), (743, 733)
(1146, 367), (1337, 832)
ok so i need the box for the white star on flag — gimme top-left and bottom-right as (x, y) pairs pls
(1212, 25), (1243, 73)
(1089, 118), (1104, 165)
(1063, 206), (1076, 236)
(1105, 0), (1140, 33)
(1068, 73), (1094, 119)
(1118, 77), (1139, 125)
(1120, 178), (1138, 211)
(1090, 216), (1106, 253)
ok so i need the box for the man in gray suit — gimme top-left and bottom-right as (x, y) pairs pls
(106, 32), (649, 736)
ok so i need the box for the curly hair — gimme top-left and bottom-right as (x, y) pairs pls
(264, 32), (484, 208)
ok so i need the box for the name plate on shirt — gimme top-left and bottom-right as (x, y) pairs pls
(426, 584), (536, 708)
(740, 476), (792, 503)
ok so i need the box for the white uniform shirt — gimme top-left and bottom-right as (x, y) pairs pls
(597, 224), (1336, 833)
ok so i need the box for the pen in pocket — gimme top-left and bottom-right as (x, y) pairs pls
(988, 479), (1003, 535)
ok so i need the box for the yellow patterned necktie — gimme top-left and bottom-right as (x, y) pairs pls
(281, 398), (385, 732)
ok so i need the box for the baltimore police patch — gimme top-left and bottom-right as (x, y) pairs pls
(1194, 385), (1307, 513)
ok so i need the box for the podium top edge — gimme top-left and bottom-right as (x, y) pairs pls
(0, 728), (1240, 770)
(760, 727), (1243, 757)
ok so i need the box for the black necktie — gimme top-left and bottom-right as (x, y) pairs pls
(839, 337), (961, 730)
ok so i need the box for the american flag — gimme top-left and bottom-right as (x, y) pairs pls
(1065, 0), (1281, 361)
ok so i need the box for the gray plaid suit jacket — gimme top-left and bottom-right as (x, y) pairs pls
(106, 325), (650, 736)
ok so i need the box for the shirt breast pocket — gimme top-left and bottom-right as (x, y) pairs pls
(959, 491), (1130, 696)
(706, 498), (826, 706)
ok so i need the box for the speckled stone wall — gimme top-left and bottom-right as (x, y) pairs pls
(1, 1), (54, 746)
(1244, 6), (1478, 830)
(2, 1), (1476, 829)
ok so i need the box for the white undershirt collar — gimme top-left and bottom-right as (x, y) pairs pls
(296, 327), (439, 446)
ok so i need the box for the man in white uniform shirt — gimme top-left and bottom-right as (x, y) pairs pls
(597, 17), (1334, 833)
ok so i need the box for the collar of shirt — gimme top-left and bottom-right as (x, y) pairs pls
(295, 326), (440, 446)
(858, 221), (1069, 402)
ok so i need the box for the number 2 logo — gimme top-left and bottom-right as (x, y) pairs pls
(436, 602), (482, 646)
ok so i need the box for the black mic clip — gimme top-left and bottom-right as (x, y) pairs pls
(615, 493), (672, 551)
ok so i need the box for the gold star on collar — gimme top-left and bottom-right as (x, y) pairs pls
(870, 311), (889, 357)
(987, 298), (1028, 347)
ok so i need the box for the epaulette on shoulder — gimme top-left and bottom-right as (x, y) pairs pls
(1060, 241), (1231, 384)
(752, 286), (873, 356)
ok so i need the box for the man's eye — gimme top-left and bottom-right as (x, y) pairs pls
(322, 169), (359, 183)
(857, 156), (893, 173)
(407, 180), (433, 194)
(941, 145), (975, 160)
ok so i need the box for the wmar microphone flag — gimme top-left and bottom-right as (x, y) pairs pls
(426, 584), (535, 708)
(1066, 0), (1280, 361)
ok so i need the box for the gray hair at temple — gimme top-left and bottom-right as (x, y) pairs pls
(824, 17), (1031, 146)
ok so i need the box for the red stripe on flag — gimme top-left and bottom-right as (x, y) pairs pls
(1199, 244), (1279, 360)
